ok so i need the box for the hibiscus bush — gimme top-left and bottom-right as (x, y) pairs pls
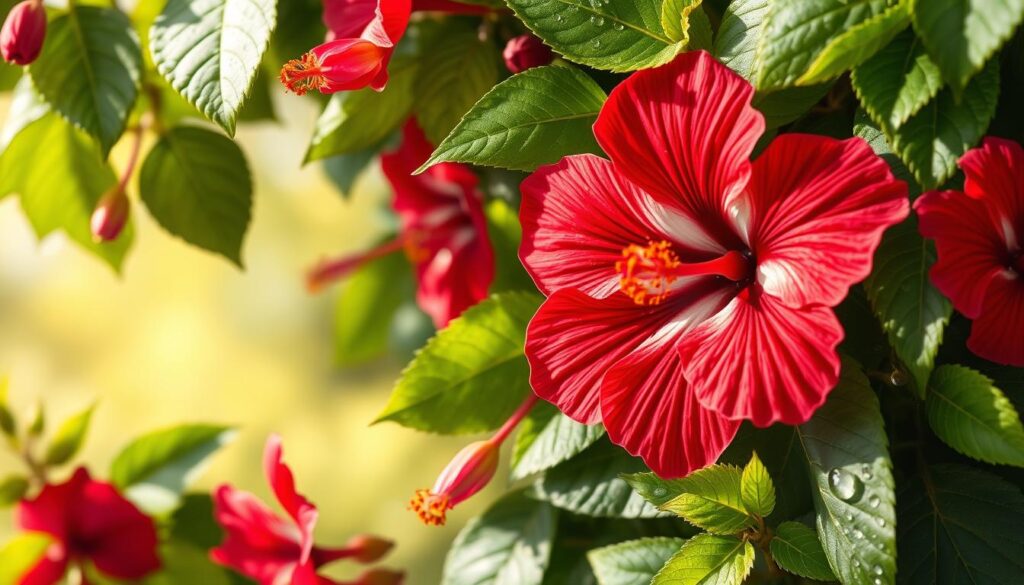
(2, 0), (1024, 584)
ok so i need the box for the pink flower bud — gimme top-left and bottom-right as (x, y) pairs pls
(90, 187), (130, 243)
(409, 440), (499, 526)
(1, 0), (46, 65)
(502, 34), (553, 74)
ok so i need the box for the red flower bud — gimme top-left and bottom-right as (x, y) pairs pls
(409, 440), (499, 526)
(1, 0), (46, 65)
(345, 534), (395, 564)
(502, 34), (553, 74)
(90, 187), (130, 243)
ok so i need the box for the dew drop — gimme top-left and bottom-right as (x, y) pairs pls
(653, 487), (667, 497)
(869, 495), (880, 508)
(873, 579), (882, 585)
(613, 22), (624, 31)
(589, 15), (605, 26)
(845, 513), (854, 522)
(861, 464), (874, 480)
(874, 566), (884, 576)
(555, 14), (563, 21)
(853, 528), (864, 540)
(568, 4), (578, 12)
(592, 39), (601, 48)
(878, 518), (887, 528)
(828, 468), (865, 502)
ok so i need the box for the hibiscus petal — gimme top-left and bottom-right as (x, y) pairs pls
(264, 436), (319, 564)
(915, 190), (1007, 318)
(680, 290), (843, 427)
(968, 274), (1024, 366)
(17, 550), (67, 585)
(322, 0), (379, 39)
(960, 137), (1024, 244)
(210, 484), (304, 585)
(746, 135), (909, 308)
(602, 341), (740, 478)
(593, 51), (764, 238)
(74, 479), (160, 579)
(520, 154), (722, 298)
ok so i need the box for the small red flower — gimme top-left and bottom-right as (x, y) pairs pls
(90, 187), (130, 243)
(15, 468), (160, 585)
(520, 51), (908, 478)
(502, 34), (554, 73)
(1, 0), (46, 66)
(307, 121), (494, 328)
(211, 436), (400, 585)
(915, 137), (1024, 366)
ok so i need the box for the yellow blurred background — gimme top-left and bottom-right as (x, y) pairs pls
(0, 92), (498, 584)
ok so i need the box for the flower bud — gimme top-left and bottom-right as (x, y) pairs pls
(1, 0), (47, 65)
(90, 187), (130, 243)
(502, 34), (553, 74)
(345, 534), (394, 564)
(409, 440), (499, 526)
(349, 568), (405, 585)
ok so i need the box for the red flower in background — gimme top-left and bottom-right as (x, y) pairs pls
(502, 34), (553, 73)
(1, 0), (47, 65)
(520, 51), (908, 478)
(16, 468), (160, 585)
(915, 137), (1024, 366)
(308, 121), (494, 328)
(211, 436), (402, 585)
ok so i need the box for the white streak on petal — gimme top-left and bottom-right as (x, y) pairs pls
(638, 194), (724, 254)
(757, 259), (801, 301)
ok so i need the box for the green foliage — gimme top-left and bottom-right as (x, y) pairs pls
(797, 357), (897, 585)
(739, 453), (775, 518)
(144, 543), (233, 585)
(0, 475), (29, 507)
(420, 65), (606, 173)
(150, 0), (277, 135)
(376, 292), (541, 434)
(485, 198), (535, 293)
(0, 377), (16, 441)
(620, 472), (688, 508)
(43, 403), (95, 466)
(798, 1), (910, 85)
(660, 465), (756, 535)
(587, 537), (686, 585)
(660, 0), (712, 50)
(510, 401), (605, 481)
(27, 6), (142, 154)
(110, 424), (235, 515)
(505, 0), (686, 73)
(851, 30), (944, 130)
(0, 534), (52, 585)
(652, 534), (755, 585)
(897, 464), (1024, 584)
(139, 126), (253, 266)
(334, 249), (414, 366)
(442, 490), (557, 585)
(926, 365), (1024, 467)
(769, 522), (836, 581)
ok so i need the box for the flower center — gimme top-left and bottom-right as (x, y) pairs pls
(279, 53), (327, 96)
(1013, 250), (1024, 276)
(616, 240), (753, 305)
(409, 489), (451, 527)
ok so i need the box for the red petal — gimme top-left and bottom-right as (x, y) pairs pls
(593, 51), (764, 240)
(968, 275), (1024, 366)
(211, 485), (302, 585)
(679, 290), (843, 427)
(313, 39), (389, 93)
(264, 436), (318, 564)
(746, 135), (909, 308)
(960, 137), (1024, 228)
(520, 154), (723, 298)
(323, 0), (379, 38)
(16, 469), (78, 540)
(601, 342), (740, 478)
(915, 190), (1007, 318)
(16, 550), (66, 585)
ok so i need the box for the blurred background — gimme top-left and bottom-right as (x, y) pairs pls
(0, 89), (497, 584)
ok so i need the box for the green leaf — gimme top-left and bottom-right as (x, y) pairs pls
(898, 464), (1024, 584)
(0, 533), (53, 585)
(43, 403), (96, 466)
(415, 28), (499, 144)
(485, 198), (535, 293)
(588, 537), (686, 585)
(864, 216), (950, 397)
(926, 365), (1024, 467)
(150, 0), (277, 135)
(442, 490), (556, 585)
(661, 465), (755, 535)
(236, 68), (277, 123)
(652, 534), (755, 585)
(910, 0), (1024, 95)
(769, 522), (836, 581)
(375, 292), (541, 434)
(0, 475), (29, 507)
(0, 376), (16, 440)
(334, 248), (414, 366)
(143, 542), (233, 585)
(139, 126), (253, 266)
(510, 401), (605, 481)
(660, 0), (712, 50)
(740, 452), (775, 518)
(797, 1), (910, 86)
(0, 114), (134, 270)
(754, 0), (891, 91)
(721, 424), (813, 522)
(887, 57), (1000, 190)
(797, 357), (896, 585)
(0, 76), (50, 153)
(305, 56), (417, 163)
(322, 149), (381, 199)
(851, 30), (944, 130)
(110, 424), (235, 515)
(27, 6), (141, 153)
(505, 0), (686, 73)
(419, 65), (606, 173)
(621, 472), (688, 509)
(533, 440), (663, 518)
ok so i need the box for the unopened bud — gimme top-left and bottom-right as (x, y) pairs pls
(1, 0), (47, 65)
(346, 534), (394, 563)
(90, 187), (130, 243)
(502, 34), (553, 74)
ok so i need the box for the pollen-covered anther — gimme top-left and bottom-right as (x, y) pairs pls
(617, 240), (681, 305)
(279, 52), (327, 96)
(409, 489), (450, 527)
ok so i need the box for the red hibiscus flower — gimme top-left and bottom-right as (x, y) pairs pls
(15, 468), (160, 585)
(307, 120), (494, 328)
(915, 137), (1024, 366)
(520, 51), (909, 478)
(211, 435), (402, 585)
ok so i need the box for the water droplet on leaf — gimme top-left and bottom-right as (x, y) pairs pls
(828, 468), (864, 502)
(869, 495), (880, 508)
